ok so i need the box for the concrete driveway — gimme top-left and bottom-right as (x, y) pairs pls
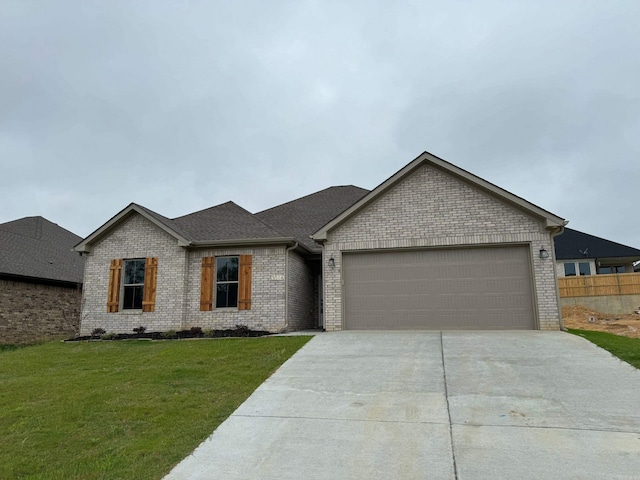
(164, 331), (640, 479)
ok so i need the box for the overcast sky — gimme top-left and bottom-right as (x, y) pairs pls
(1, 1), (639, 247)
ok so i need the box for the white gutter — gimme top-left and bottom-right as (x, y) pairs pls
(189, 237), (299, 247)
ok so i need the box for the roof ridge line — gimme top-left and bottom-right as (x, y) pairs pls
(564, 228), (640, 251)
(222, 202), (289, 237)
(255, 185), (368, 215)
(171, 201), (239, 220)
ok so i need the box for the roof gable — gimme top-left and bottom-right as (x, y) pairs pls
(75, 201), (297, 253)
(554, 228), (640, 261)
(0, 216), (84, 283)
(74, 203), (191, 253)
(312, 151), (566, 241)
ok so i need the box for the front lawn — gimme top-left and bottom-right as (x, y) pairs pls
(0, 337), (311, 479)
(568, 328), (640, 369)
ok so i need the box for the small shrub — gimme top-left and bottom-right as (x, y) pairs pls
(101, 332), (118, 340)
(91, 328), (106, 337)
(234, 324), (250, 336)
(1, 342), (44, 351)
(203, 329), (215, 338)
(133, 326), (147, 334)
(189, 326), (203, 336)
(0, 344), (20, 352)
(162, 330), (178, 339)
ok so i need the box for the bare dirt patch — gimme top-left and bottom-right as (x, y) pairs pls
(562, 305), (640, 338)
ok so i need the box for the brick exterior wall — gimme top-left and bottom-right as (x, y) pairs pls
(80, 213), (291, 334)
(186, 247), (287, 333)
(287, 251), (316, 331)
(322, 163), (562, 331)
(0, 279), (81, 344)
(80, 214), (188, 335)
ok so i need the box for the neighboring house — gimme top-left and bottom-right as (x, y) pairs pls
(554, 228), (640, 277)
(0, 216), (84, 344)
(554, 229), (640, 314)
(74, 151), (566, 334)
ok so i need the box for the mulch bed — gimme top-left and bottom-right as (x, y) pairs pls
(66, 328), (271, 342)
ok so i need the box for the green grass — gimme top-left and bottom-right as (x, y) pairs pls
(0, 336), (311, 480)
(568, 328), (640, 369)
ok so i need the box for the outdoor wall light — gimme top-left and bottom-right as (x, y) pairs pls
(328, 257), (335, 268)
(539, 246), (549, 259)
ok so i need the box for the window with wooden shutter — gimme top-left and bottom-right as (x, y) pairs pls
(200, 257), (214, 311)
(142, 257), (158, 312)
(201, 255), (252, 311)
(238, 254), (252, 310)
(107, 259), (122, 313)
(215, 256), (239, 308)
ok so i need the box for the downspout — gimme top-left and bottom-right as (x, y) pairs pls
(283, 242), (299, 332)
(551, 224), (567, 330)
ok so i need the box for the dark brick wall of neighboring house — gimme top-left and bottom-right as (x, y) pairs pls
(0, 279), (81, 344)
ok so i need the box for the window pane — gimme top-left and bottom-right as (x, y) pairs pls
(216, 257), (239, 282)
(124, 259), (145, 284)
(599, 266), (612, 274)
(216, 284), (228, 308)
(564, 263), (576, 276)
(227, 257), (239, 281)
(123, 285), (134, 309)
(578, 262), (591, 276)
(123, 285), (144, 309)
(615, 266), (626, 273)
(227, 282), (238, 307)
(216, 283), (239, 308)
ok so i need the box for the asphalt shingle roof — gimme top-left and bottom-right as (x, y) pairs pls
(554, 228), (640, 260)
(79, 186), (370, 251)
(134, 204), (191, 240)
(172, 201), (285, 242)
(255, 186), (370, 251)
(0, 216), (84, 283)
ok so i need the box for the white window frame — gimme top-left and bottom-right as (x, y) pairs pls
(560, 260), (594, 277)
(122, 258), (145, 310)
(215, 256), (239, 309)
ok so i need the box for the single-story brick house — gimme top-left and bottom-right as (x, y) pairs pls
(74, 152), (566, 334)
(554, 228), (640, 277)
(1, 216), (84, 344)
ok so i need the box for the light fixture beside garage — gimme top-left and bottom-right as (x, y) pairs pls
(539, 246), (549, 259)
(328, 257), (335, 268)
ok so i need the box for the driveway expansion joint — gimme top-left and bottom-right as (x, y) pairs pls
(440, 332), (459, 480)
(233, 413), (450, 426)
(451, 421), (640, 435)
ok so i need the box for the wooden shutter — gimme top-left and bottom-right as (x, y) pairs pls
(107, 259), (122, 313)
(200, 257), (214, 311)
(142, 257), (158, 312)
(238, 254), (252, 310)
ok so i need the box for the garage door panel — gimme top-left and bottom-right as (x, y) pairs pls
(343, 246), (535, 330)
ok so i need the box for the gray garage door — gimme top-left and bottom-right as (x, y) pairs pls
(343, 246), (535, 330)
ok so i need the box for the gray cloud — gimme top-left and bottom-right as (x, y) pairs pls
(1, 1), (639, 248)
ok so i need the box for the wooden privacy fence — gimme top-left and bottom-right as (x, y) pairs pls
(558, 273), (640, 298)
